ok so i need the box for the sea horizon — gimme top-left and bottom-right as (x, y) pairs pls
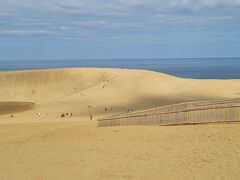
(1, 57), (240, 79)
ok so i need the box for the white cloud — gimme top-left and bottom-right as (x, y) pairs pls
(0, 0), (239, 38)
(0, 30), (53, 36)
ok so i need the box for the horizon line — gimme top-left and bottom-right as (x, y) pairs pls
(0, 57), (240, 61)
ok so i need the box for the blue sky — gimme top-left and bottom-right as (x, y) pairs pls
(0, 0), (240, 60)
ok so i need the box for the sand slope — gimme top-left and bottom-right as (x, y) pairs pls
(0, 68), (240, 180)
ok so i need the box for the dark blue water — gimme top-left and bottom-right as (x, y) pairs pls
(0, 58), (240, 79)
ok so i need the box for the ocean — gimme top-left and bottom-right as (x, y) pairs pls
(0, 58), (240, 79)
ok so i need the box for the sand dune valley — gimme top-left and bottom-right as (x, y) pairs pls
(0, 68), (240, 180)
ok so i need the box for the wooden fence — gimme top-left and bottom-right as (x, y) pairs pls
(98, 99), (240, 127)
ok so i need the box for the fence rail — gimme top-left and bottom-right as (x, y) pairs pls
(98, 99), (240, 127)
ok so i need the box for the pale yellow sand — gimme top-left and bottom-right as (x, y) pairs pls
(0, 68), (240, 180)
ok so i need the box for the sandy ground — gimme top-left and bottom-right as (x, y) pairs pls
(0, 68), (240, 179)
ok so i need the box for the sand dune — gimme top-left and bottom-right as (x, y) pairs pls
(0, 68), (240, 179)
(0, 68), (240, 121)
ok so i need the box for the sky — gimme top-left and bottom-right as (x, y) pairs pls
(0, 0), (240, 60)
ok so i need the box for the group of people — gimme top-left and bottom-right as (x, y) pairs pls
(61, 112), (73, 118)
(33, 112), (73, 118)
(104, 107), (113, 111)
